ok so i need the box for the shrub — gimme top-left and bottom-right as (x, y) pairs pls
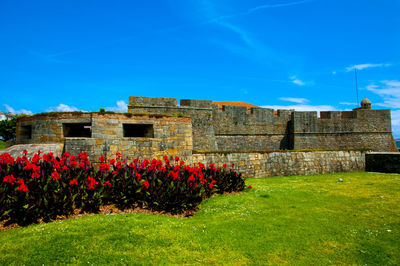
(0, 115), (18, 141)
(0, 151), (245, 225)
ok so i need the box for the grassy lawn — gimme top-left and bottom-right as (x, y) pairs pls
(0, 140), (5, 150)
(1, 172), (399, 264)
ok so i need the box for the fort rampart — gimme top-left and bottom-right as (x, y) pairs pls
(16, 112), (193, 163)
(5, 96), (396, 177)
(128, 96), (396, 152)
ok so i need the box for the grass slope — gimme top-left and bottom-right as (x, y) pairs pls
(1, 172), (399, 264)
(0, 141), (5, 150)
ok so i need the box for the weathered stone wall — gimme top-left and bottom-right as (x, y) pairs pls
(365, 152), (400, 173)
(292, 110), (396, 152)
(212, 106), (292, 150)
(129, 96), (293, 151)
(129, 96), (216, 150)
(129, 96), (396, 152)
(192, 151), (365, 178)
(17, 113), (193, 163)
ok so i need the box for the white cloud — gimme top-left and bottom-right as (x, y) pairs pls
(366, 80), (400, 108)
(279, 97), (309, 104)
(332, 71), (337, 75)
(290, 76), (306, 86)
(345, 63), (391, 72)
(57, 104), (79, 112)
(261, 104), (336, 112)
(3, 104), (33, 115)
(204, 0), (314, 23)
(339, 102), (358, 106)
(365, 80), (400, 137)
(47, 104), (80, 112)
(106, 100), (128, 113)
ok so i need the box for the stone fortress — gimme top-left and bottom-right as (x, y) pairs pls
(13, 96), (397, 177)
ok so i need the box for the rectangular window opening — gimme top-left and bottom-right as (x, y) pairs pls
(123, 124), (154, 138)
(63, 123), (92, 137)
(20, 125), (32, 140)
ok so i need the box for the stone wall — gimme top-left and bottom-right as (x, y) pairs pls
(292, 110), (396, 151)
(17, 112), (193, 163)
(129, 96), (216, 150)
(192, 151), (365, 178)
(365, 152), (400, 173)
(212, 106), (292, 150)
(129, 96), (294, 151)
(128, 96), (396, 152)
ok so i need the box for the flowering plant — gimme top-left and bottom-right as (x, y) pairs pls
(0, 151), (245, 225)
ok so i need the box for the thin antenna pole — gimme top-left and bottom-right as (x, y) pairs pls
(355, 69), (359, 106)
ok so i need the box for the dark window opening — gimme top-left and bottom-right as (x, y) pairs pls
(341, 111), (355, 119)
(63, 123), (92, 137)
(20, 125), (32, 140)
(123, 124), (154, 138)
(320, 112), (331, 119)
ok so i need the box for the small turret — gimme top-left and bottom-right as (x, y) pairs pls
(361, 98), (371, 109)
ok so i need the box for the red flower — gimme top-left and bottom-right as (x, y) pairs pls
(248, 185), (253, 189)
(51, 170), (60, 181)
(99, 163), (110, 172)
(110, 159), (116, 165)
(23, 150), (28, 155)
(69, 179), (78, 186)
(163, 155), (168, 161)
(175, 156), (180, 161)
(116, 152), (122, 158)
(79, 152), (88, 161)
(136, 173), (141, 181)
(3, 174), (16, 184)
(188, 175), (195, 182)
(168, 171), (179, 180)
(31, 154), (41, 164)
(223, 163), (227, 168)
(102, 181), (112, 187)
(0, 153), (14, 165)
(17, 183), (29, 192)
(43, 152), (54, 162)
(87, 176), (98, 189)
(16, 178), (24, 184)
(99, 155), (105, 162)
(142, 181), (150, 189)
(208, 183), (214, 189)
(180, 160), (185, 166)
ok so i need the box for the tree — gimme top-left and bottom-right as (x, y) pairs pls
(0, 115), (18, 141)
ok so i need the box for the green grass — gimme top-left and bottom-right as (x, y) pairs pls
(1, 172), (399, 264)
(0, 140), (6, 150)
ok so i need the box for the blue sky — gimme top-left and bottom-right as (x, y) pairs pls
(1, 0), (399, 137)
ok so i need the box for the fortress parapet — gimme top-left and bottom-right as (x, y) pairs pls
(292, 109), (395, 151)
(127, 96), (396, 152)
(14, 96), (397, 160)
